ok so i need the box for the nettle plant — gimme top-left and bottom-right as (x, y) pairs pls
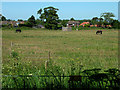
(11, 50), (19, 60)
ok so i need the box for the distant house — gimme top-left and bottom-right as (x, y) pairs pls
(80, 22), (90, 27)
(106, 25), (112, 28)
(18, 21), (25, 24)
(17, 21), (25, 26)
(37, 24), (45, 28)
(10, 21), (18, 27)
(2, 21), (9, 25)
(67, 21), (80, 27)
(90, 25), (94, 27)
(2, 21), (25, 27)
(33, 24), (45, 28)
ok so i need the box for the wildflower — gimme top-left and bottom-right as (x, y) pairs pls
(58, 57), (62, 59)
(71, 58), (74, 61)
(29, 74), (32, 76)
(12, 50), (14, 52)
(38, 70), (41, 73)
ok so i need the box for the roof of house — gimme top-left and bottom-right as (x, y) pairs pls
(2, 21), (10, 24)
(80, 22), (90, 25)
(18, 21), (25, 24)
(68, 21), (80, 24)
(106, 25), (112, 27)
(2, 21), (25, 25)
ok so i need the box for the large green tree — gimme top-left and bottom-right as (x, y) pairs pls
(1, 16), (6, 21)
(37, 9), (43, 21)
(61, 20), (69, 27)
(91, 17), (98, 25)
(111, 20), (120, 29)
(18, 19), (23, 21)
(100, 12), (115, 25)
(26, 15), (36, 27)
(28, 15), (36, 24)
(37, 6), (59, 30)
(70, 17), (75, 21)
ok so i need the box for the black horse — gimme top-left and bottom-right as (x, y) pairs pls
(96, 30), (102, 34)
(16, 29), (21, 33)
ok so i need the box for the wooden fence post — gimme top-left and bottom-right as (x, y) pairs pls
(10, 41), (13, 56)
(45, 60), (48, 70)
(48, 51), (50, 61)
(45, 51), (51, 71)
(11, 41), (14, 47)
(11, 41), (13, 47)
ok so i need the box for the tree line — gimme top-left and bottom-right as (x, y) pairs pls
(1, 6), (120, 29)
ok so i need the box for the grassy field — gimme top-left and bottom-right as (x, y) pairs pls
(2, 29), (119, 88)
(2, 29), (118, 70)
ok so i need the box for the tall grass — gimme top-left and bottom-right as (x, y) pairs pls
(2, 29), (118, 69)
(2, 29), (119, 88)
(2, 52), (120, 89)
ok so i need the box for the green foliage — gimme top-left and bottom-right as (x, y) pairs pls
(84, 24), (90, 27)
(25, 22), (33, 27)
(61, 20), (68, 27)
(37, 6), (59, 30)
(1, 16), (7, 21)
(35, 19), (44, 25)
(2, 30), (119, 89)
(11, 50), (19, 59)
(72, 25), (105, 30)
(2, 24), (12, 28)
(37, 8), (42, 15)
(91, 17), (104, 26)
(91, 17), (98, 25)
(27, 15), (36, 27)
(70, 17), (75, 21)
(111, 20), (120, 29)
(101, 12), (115, 24)
(17, 19), (23, 21)
(2, 55), (120, 89)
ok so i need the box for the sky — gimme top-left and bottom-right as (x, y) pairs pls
(1, 0), (120, 2)
(2, 2), (118, 21)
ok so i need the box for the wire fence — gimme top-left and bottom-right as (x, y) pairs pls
(2, 41), (119, 88)
(2, 74), (120, 89)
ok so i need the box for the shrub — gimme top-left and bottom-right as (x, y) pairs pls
(84, 24), (90, 27)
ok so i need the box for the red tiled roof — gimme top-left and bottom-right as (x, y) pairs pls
(80, 22), (89, 25)
(90, 25), (94, 27)
(106, 25), (112, 27)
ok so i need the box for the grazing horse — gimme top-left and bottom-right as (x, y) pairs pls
(16, 29), (21, 33)
(96, 30), (102, 34)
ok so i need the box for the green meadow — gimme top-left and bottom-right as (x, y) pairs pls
(2, 29), (119, 88)
(3, 29), (118, 70)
